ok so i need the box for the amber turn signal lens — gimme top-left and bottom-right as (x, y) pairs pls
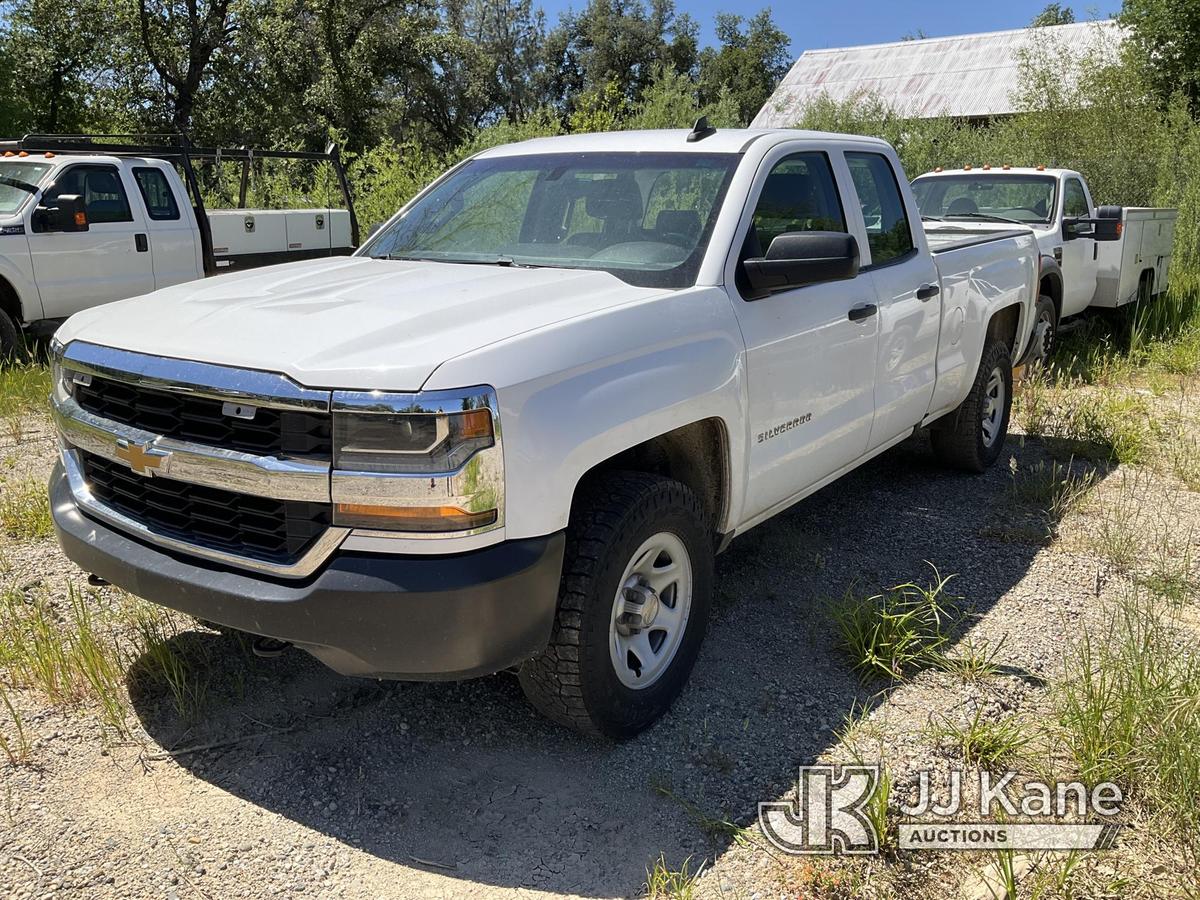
(334, 502), (497, 532)
(457, 408), (493, 439)
(74, 212), (87, 227)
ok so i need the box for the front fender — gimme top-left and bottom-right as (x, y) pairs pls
(425, 286), (747, 540)
(0, 248), (43, 321)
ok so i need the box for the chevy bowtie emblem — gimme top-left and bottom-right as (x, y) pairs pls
(115, 438), (170, 477)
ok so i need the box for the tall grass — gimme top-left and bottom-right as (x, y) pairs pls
(1056, 591), (1200, 845)
(831, 567), (959, 681)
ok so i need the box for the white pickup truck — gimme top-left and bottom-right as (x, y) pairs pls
(0, 136), (358, 359)
(49, 125), (1039, 737)
(911, 166), (1178, 355)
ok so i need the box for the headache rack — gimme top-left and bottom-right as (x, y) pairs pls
(0, 133), (360, 277)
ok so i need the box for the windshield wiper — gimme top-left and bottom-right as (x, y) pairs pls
(0, 175), (39, 195)
(921, 214), (944, 222)
(386, 253), (542, 269)
(944, 212), (1025, 225)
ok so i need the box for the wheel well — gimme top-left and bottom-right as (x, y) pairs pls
(1039, 271), (1062, 322)
(986, 303), (1021, 353)
(575, 419), (729, 536)
(0, 276), (22, 325)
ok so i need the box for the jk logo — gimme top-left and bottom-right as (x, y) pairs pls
(759, 765), (879, 855)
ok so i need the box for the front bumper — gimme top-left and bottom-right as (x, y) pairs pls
(51, 464), (565, 680)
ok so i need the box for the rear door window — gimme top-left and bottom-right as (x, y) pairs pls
(133, 167), (181, 221)
(846, 152), (915, 267)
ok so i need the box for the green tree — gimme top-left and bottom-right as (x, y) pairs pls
(1030, 3), (1075, 26)
(137, 0), (237, 131)
(0, 0), (119, 133)
(1121, 0), (1200, 113)
(697, 9), (790, 125)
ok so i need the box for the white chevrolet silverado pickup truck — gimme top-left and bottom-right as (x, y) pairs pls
(49, 125), (1039, 737)
(912, 166), (1178, 355)
(0, 135), (358, 359)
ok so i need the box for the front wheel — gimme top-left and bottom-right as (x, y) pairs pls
(518, 471), (713, 738)
(930, 338), (1013, 473)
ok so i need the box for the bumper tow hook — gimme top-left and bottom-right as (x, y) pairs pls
(252, 637), (293, 659)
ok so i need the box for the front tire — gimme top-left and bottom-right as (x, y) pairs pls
(518, 471), (713, 738)
(0, 311), (29, 365)
(930, 338), (1013, 473)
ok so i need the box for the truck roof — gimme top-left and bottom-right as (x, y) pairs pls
(0, 152), (172, 168)
(476, 128), (894, 158)
(915, 166), (1083, 179)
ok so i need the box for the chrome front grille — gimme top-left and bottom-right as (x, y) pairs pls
(82, 452), (330, 565)
(53, 341), (348, 578)
(75, 376), (332, 459)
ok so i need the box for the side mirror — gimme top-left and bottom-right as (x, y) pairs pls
(33, 194), (88, 233)
(743, 232), (860, 296)
(1062, 216), (1094, 241)
(1091, 206), (1124, 242)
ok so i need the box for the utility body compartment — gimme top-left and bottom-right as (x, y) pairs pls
(208, 208), (355, 271)
(1091, 208), (1179, 307)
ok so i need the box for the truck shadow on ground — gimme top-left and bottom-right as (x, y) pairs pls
(128, 434), (1104, 897)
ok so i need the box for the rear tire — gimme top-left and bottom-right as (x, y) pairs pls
(518, 471), (713, 739)
(0, 311), (29, 365)
(1032, 294), (1057, 362)
(930, 338), (1013, 473)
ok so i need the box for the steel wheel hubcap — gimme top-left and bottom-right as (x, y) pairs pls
(609, 532), (693, 690)
(981, 368), (1005, 448)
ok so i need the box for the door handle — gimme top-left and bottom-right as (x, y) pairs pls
(916, 283), (940, 301)
(848, 303), (878, 322)
(134, 233), (148, 252)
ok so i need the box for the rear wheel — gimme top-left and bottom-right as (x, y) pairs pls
(1033, 294), (1057, 362)
(930, 338), (1013, 473)
(519, 471), (713, 738)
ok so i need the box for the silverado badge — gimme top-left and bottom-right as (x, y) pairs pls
(115, 438), (170, 477)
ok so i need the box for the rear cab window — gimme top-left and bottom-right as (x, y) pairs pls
(845, 152), (915, 267)
(133, 167), (181, 221)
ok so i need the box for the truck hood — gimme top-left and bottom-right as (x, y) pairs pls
(55, 256), (665, 390)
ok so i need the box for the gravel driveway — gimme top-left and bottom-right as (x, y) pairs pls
(2, 408), (1196, 898)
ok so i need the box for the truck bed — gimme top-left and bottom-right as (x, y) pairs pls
(1091, 208), (1179, 308)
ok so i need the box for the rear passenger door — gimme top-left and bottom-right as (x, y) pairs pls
(728, 147), (880, 525)
(131, 165), (202, 290)
(844, 151), (942, 449)
(27, 163), (155, 317)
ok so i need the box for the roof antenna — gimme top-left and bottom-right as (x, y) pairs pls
(687, 116), (717, 143)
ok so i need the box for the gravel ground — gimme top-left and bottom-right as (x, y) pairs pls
(1, 396), (1198, 899)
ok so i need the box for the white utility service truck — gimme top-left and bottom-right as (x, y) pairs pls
(911, 166), (1177, 355)
(0, 135), (358, 359)
(50, 124), (1041, 737)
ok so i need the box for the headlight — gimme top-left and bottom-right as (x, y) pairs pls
(330, 387), (504, 535)
(50, 338), (73, 403)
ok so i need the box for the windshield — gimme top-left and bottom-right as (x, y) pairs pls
(363, 151), (740, 288)
(0, 161), (52, 215)
(911, 174), (1057, 225)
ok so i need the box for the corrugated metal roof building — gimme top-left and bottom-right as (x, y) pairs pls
(753, 19), (1125, 126)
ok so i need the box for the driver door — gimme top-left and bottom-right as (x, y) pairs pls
(1059, 177), (1097, 315)
(729, 148), (879, 525)
(27, 163), (155, 318)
